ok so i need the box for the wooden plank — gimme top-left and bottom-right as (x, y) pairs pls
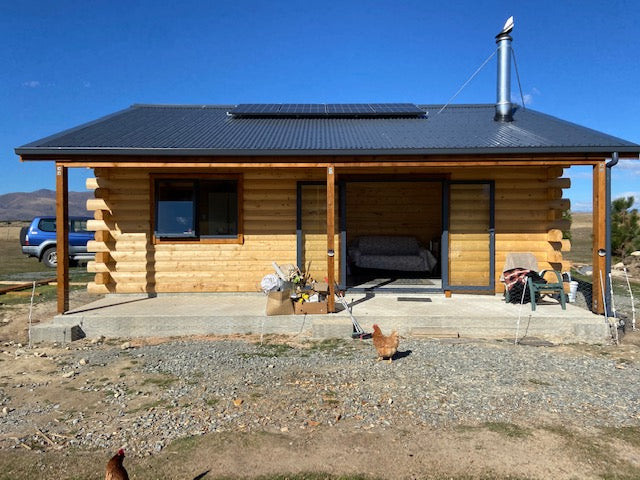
(107, 250), (297, 263)
(93, 230), (114, 243)
(109, 271), (271, 282)
(87, 283), (114, 294)
(93, 210), (151, 222)
(547, 229), (564, 242)
(547, 166), (565, 178)
(0, 277), (57, 295)
(94, 190), (149, 202)
(456, 198), (570, 210)
(495, 231), (563, 242)
(86, 219), (109, 232)
(55, 164), (69, 314)
(449, 273), (491, 284)
(89, 260), (296, 273)
(592, 161), (606, 314)
(94, 168), (148, 179)
(95, 252), (112, 263)
(86, 198), (111, 212)
(497, 219), (571, 232)
(94, 272), (112, 285)
(326, 165), (335, 313)
(85, 177), (98, 190)
(87, 198), (150, 212)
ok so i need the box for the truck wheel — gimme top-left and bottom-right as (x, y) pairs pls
(42, 247), (57, 268)
(19, 227), (28, 246)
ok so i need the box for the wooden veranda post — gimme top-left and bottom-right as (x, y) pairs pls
(326, 164), (336, 313)
(592, 161), (606, 314)
(56, 163), (69, 313)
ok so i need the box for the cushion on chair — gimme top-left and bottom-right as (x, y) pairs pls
(502, 253), (539, 273)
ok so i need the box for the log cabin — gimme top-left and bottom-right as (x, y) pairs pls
(15, 27), (640, 316)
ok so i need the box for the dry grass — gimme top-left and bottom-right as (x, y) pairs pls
(0, 237), (52, 278)
(0, 229), (93, 305)
(565, 212), (593, 265)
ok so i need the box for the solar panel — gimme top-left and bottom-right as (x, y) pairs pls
(279, 104), (325, 114)
(326, 104), (376, 115)
(370, 103), (426, 115)
(230, 103), (426, 118)
(232, 104), (281, 115)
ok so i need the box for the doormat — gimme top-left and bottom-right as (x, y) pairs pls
(397, 297), (432, 302)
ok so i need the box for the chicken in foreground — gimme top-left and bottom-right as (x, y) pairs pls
(105, 448), (129, 480)
(372, 323), (399, 363)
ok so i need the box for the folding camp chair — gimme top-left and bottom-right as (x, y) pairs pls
(502, 253), (566, 311)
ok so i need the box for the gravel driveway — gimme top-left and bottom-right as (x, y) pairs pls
(2, 334), (638, 457)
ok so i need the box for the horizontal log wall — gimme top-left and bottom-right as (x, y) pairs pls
(449, 166), (571, 291)
(448, 184), (491, 286)
(86, 168), (330, 294)
(84, 164), (571, 295)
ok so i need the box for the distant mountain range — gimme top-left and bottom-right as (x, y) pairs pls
(0, 189), (93, 221)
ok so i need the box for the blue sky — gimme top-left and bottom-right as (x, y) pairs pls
(2, 0), (639, 211)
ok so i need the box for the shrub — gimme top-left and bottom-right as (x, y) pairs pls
(611, 196), (640, 258)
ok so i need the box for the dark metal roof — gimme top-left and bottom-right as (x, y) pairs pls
(16, 103), (640, 158)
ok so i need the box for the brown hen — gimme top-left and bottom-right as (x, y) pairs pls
(105, 448), (129, 480)
(372, 323), (399, 363)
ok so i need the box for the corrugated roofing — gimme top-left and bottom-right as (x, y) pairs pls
(15, 103), (640, 158)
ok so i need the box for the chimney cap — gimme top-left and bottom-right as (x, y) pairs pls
(495, 16), (514, 38)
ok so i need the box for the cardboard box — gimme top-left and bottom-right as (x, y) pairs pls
(294, 300), (328, 315)
(266, 289), (294, 316)
(312, 282), (329, 293)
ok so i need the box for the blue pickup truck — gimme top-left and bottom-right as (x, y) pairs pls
(20, 216), (95, 268)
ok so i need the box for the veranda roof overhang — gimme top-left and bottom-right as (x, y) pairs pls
(16, 145), (640, 161)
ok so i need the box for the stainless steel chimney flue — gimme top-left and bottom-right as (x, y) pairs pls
(494, 16), (514, 122)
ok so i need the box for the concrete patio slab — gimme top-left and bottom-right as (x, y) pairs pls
(34, 291), (614, 345)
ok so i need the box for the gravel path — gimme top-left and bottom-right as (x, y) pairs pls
(2, 336), (639, 456)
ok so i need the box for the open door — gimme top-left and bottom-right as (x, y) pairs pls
(341, 178), (443, 293)
(443, 181), (495, 292)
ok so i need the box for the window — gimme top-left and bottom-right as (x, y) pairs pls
(154, 177), (240, 241)
(38, 218), (56, 232)
(37, 218), (90, 233)
(70, 219), (89, 233)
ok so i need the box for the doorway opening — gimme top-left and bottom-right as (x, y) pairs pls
(342, 179), (443, 293)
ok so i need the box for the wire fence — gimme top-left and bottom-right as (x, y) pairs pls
(563, 210), (639, 338)
(0, 225), (25, 241)
(568, 267), (639, 335)
(610, 268), (638, 332)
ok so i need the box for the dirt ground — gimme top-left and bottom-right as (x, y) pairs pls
(2, 291), (640, 479)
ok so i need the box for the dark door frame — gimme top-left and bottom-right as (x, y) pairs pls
(441, 180), (495, 292)
(297, 177), (496, 293)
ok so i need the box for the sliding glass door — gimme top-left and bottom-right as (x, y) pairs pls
(443, 181), (495, 291)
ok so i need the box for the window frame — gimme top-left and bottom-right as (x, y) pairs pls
(151, 173), (243, 245)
